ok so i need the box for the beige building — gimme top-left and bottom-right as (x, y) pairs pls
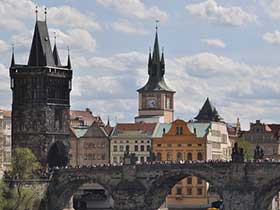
(110, 123), (156, 163)
(0, 110), (11, 177)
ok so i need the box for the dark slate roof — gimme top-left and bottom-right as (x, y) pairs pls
(28, 21), (55, 66)
(194, 98), (222, 122)
(53, 43), (61, 66)
(137, 31), (175, 93)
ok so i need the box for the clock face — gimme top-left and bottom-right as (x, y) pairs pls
(147, 97), (157, 108)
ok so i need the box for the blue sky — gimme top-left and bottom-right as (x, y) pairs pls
(1, 0), (280, 129)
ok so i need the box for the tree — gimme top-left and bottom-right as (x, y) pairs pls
(238, 139), (253, 160)
(5, 147), (41, 210)
(0, 179), (8, 210)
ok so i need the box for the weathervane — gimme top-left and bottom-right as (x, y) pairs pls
(53, 32), (57, 44)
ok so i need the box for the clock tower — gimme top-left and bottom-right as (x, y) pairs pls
(135, 29), (175, 123)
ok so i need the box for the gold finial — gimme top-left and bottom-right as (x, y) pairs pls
(35, 6), (38, 21)
(155, 20), (160, 31)
(44, 7), (47, 22)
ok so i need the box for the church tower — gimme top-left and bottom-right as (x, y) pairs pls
(135, 28), (175, 123)
(10, 14), (72, 167)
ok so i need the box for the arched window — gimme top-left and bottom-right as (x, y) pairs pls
(156, 152), (162, 161)
(177, 152), (183, 161)
(167, 152), (173, 161)
(126, 145), (130, 152)
(197, 152), (203, 160)
(187, 152), (192, 161)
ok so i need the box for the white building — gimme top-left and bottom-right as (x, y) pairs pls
(110, 123), (156, 164)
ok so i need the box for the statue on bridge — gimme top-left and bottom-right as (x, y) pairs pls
(231, 142), (244, 163)
(254, 144), (264, 161)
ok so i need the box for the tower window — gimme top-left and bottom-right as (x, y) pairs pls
(55, 109), (63, 130)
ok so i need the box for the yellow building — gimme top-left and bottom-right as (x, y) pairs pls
(152, 119), (209, 209)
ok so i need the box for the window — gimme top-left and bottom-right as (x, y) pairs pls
(197, 188), (203, 195)
(186, 188), (192, 195)
(177, 144), (182, 147)
(176, 188), (182, 195)
(187, 152), (192, 161)
(197, 152), (203, 161)
(157, 144), (161, 147)
(120, 145), (124, 152)
(163, 128), (166, 134)
(101, 154), (105, 160)
(126, 145), (130, 152)
(197, 178), (203, 185)
(187, 144), (192, 147)
(156, 153), (162, 161)
(113, 145), (118, 152)
(92, 154), (96, 160)
(147, 145), (151, 151)
(187, 177), (192, 184)
(167, 152), (172, 161)
(167, 144), (172, 147)
(135, 145), (139, 152)
(140, 156), (144, 162)
(198, 144), (202, 147)
(113, 156), (117, 162)
(141, 145), (145, 151)
(177, 152), (183, 161)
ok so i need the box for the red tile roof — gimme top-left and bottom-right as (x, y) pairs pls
(268, 124), (280, 137)
(70, 109), (104, 126)
(115, 123), (157, 134)
(0, 109), (11, 118)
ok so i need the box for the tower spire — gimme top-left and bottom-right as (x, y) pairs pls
(67, 47), (72, 69)
(152, 21), (160, 62)
(53, 32), (61, 66)
(10, 44), (15, 67)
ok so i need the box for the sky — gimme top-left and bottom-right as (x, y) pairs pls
(1, 0), (280, 129)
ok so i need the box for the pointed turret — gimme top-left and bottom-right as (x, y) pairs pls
(10, 46), (15, 67)
(107, 116), (111, 127)
(67, 48), (72, 69)
(53, 43), (61, 66)
(137, 28), (174, 93)
(194, 98), (222, 122)
(152, 31), (160, 62)
(28, 20), (55, 66)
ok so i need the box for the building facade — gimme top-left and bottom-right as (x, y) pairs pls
(152, 119), (209, 209)
(10, 17), (72, 167)
(189, 98), (232, 160)
(135, 30), (175, 123)
(110, 123), (156, 164)
(0, 110), (11, 177)
(241, 120), (280, 160)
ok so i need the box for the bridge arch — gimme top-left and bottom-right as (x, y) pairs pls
(39, 168), (119, 210)
(143, 166), (223, 210)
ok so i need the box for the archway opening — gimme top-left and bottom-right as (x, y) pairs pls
(47, 141), (69, 168)
(158, 175), (222, 210)
(72, 182), (114, 210)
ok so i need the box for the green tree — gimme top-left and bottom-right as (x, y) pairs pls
(0, 179), (8, 210)
(238, 139), (253, 160)
(5, 147), (41, 210)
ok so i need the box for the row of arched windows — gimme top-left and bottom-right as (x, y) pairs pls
(156, 152), (203, 161)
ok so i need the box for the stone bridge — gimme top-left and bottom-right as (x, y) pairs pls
(38, 162), (280, 210)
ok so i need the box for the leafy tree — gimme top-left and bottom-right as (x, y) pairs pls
(0, 179), (8, 210)
(5, 147), (41, 210)
(238, 139), (253, 160)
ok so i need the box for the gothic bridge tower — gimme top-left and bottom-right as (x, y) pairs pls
(135, 28), (175, 123)
(9, 15), (72, 167)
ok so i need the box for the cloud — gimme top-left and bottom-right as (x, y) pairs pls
(48, 6), (101, 30)
(263, 31), (280, 45)
(260, 0), (280, 19)
(201, 38), (226, 48)
(0, 40), (9, 53)
(185, 0), (257, 26)
(96, 0), (168, 22)
(111, 19), (148, 35)
(0, 0), (100, 31)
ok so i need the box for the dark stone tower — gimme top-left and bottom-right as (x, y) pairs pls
(9, 18), (72, 167)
